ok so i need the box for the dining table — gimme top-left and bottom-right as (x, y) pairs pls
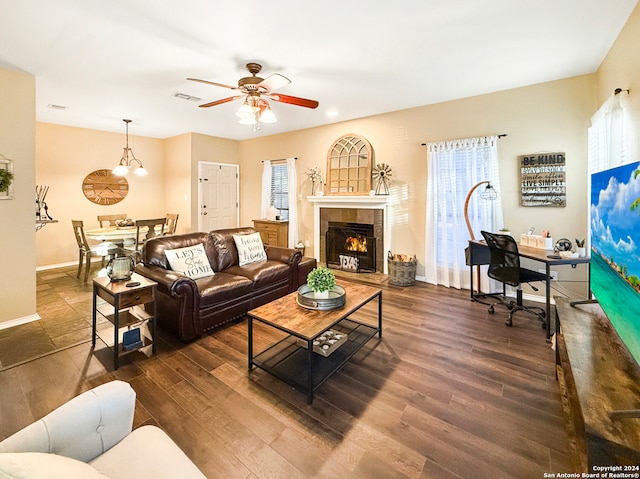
(84, 226), (139, 241)
(84, 225), (165, 241)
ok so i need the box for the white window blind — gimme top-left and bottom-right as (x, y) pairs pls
(271, 163), (289, 220)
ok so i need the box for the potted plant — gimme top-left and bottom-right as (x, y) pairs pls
(576, 238), (586, 257)
(306, 267), (336, 299)
(0, 168), (14, 193)
(499, 227), (511, 236)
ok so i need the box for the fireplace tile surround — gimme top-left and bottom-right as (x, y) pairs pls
(309, 195), (390, 274)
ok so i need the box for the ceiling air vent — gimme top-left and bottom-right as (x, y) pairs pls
(173, 92), (201, 102)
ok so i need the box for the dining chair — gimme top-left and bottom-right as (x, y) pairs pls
(97, 214), (127, 227)
(72, 220), (118, 282)
(165, 213), (179, 235)
(121, 217), (167, 262)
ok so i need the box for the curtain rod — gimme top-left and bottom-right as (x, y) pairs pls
(420, 134), (507, 146)
(261, 157), (298, 163)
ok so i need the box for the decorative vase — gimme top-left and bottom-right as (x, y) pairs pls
(106, 256), (135, 282)
(314, 290), (330, 299)
(578, 247), (586, 258)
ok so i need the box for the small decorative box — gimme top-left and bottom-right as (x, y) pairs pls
(296, 329), (348, 357)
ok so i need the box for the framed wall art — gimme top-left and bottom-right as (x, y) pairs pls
(0, 156), (15, 200)
(519, 152), (566, 207)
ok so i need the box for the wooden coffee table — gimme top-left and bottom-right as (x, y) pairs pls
(247, 280), (382, 404)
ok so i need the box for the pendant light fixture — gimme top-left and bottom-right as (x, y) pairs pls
(113, 119), (148, 176)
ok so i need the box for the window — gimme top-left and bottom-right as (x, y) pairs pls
(425, 136), (503, 289)
(271, 163), (289, 220)
(588, 91), (630, 174)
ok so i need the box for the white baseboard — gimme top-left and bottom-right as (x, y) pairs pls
(0, 313), (41, 331)
(36, 261), (77, 271)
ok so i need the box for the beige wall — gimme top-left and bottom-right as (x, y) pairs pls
(239, 75), (597, 287)
(0, 68), (36, 325)
(35, 123), (166, 266)
(190, 132), (241, 230)
(163, 133), (192, 234)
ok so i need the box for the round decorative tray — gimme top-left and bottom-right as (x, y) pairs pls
(297, 284), (346, 310)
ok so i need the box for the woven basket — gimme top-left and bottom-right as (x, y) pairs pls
(387, 252), (417, 286)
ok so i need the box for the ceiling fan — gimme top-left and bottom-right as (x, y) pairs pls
(187, 63), (319, 123)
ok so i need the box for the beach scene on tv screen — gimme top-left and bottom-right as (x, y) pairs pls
(590, 161), (640, 365)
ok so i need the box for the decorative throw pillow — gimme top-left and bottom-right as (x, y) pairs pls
(164, 243), (214, 279)
(233, 232), (267, 266)
(0, 452), (110, 478)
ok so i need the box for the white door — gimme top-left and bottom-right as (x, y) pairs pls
(199, 162), (239, 231)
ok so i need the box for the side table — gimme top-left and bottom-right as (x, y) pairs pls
(92, 273), (157, 369)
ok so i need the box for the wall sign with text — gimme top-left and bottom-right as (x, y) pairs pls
(519, 152), (566, 207)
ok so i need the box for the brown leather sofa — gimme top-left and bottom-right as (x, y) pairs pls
(134, 227), (306, 342)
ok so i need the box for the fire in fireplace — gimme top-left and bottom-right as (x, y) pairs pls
(346, 234), (368, 252)
(326, 222), (376, 272)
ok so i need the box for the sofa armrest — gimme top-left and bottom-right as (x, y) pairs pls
(135, 264), (196, 296)
(265, 245), (302, 266)
(0, 381), (135, 463)
(135, 264), (203, 341)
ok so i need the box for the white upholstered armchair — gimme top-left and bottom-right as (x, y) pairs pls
(0, 380), (205, 478)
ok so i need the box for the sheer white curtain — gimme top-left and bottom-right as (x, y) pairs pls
(286, 157), (298, 247)
(260, 160), (272, 218)
(588, 91), (630, 174)
(425, 136), (503, 289)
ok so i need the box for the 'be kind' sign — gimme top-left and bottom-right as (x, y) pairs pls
(519, 152), (566, 207)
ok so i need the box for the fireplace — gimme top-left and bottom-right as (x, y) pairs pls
(326, 222), (376, 272)
(309, 195), (390, 274)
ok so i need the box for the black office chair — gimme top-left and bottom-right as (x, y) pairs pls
(480, 231), (547, 328)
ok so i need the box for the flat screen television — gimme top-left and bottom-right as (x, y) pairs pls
(590, 160), (640, 365)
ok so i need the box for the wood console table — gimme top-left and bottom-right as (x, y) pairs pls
(556, 297), (640, 470)
(252, 219), (288, 247)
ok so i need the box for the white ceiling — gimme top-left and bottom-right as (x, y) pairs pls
(0, 0), (637, 140)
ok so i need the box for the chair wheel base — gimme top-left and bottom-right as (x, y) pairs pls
(505, 319), (513, 327)
(488, 306), (495, 314)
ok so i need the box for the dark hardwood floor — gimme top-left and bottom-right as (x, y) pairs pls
(0, 267), (579, 478)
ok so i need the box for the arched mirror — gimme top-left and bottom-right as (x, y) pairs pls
(326, 134), (372, 195)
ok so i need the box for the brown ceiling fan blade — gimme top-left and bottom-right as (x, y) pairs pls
(198, 96), (241, 108)
(187, 78), (238, 90)
(270, 93), (319, 109)
(257, 73), (291, 93)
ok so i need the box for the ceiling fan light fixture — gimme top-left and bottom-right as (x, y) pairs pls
(238, 115), (257, 125)
(189, 63), (318, 130)
(236, 101), (255, 119)
(260, 104), (277, 124)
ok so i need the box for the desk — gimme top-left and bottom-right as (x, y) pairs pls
(467, 239), (590, 339)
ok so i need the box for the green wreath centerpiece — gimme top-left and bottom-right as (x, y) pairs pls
(0, 169), (14, 193)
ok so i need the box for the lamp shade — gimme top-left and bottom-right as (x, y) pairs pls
(260, 106), (277, 123)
